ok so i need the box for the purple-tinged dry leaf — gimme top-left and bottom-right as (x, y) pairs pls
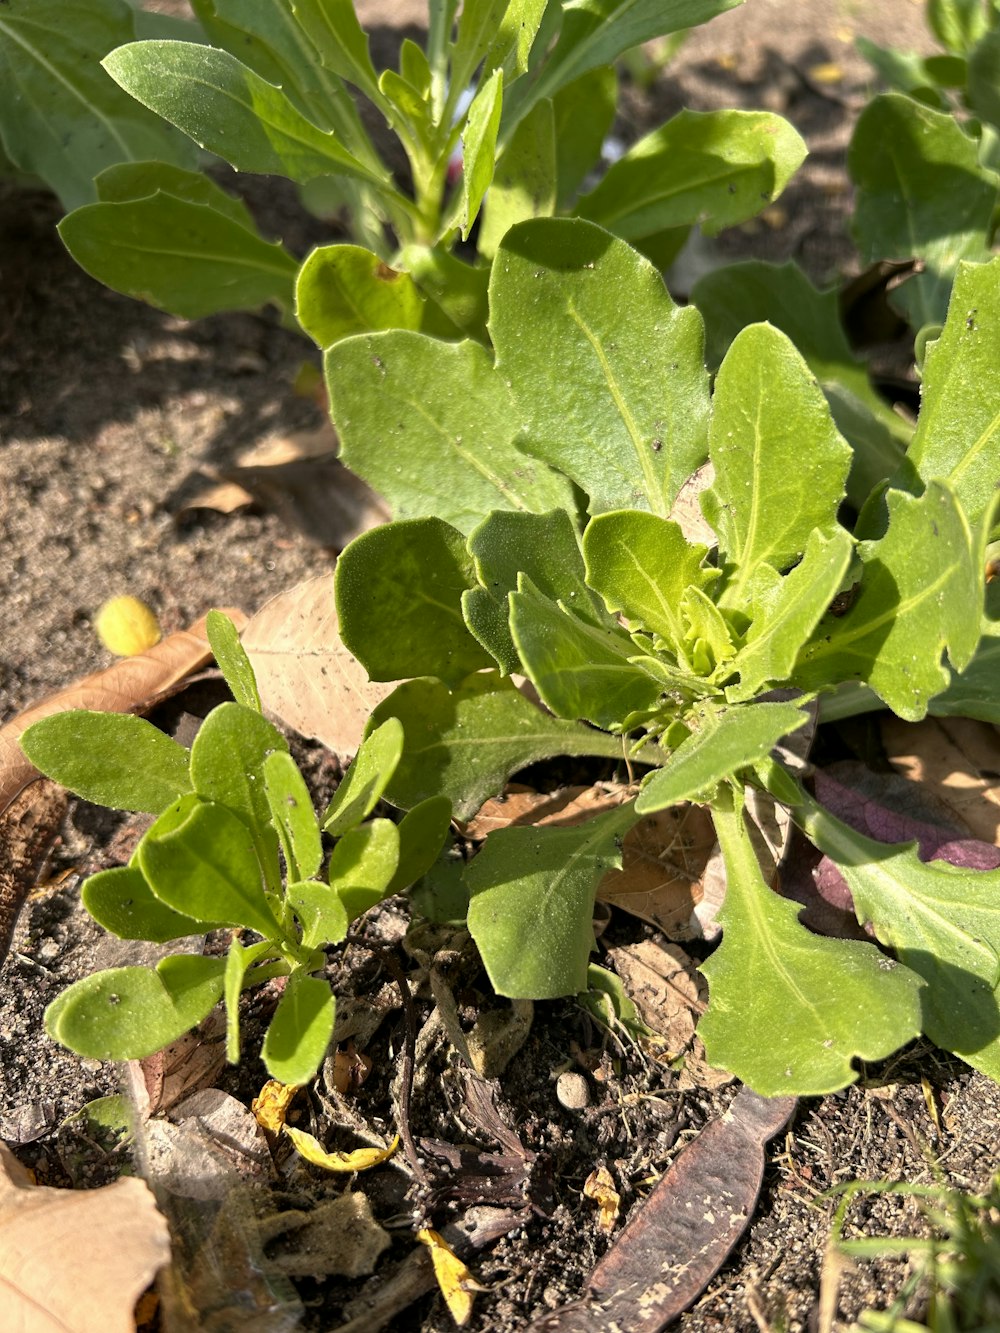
(527, 1086), (796, 1332)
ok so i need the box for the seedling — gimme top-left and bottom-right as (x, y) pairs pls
(20, 612), (451, 1084)
(328, 216), (1000, 1098)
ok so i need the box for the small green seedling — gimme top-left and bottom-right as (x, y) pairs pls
(21, 611), (451, 1084)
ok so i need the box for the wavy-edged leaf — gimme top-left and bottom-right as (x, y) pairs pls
(490, 218), (710, 515)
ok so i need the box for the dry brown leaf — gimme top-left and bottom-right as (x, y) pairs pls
(466, 784), (717, 941)
(0, 1141), (170, 1332)
(882, 715), (1000, 847)
(0, 779), (67, 967)
(0, 609), (245, 818)
(242, 574), (393, 755)
(668, 461), (717, 547)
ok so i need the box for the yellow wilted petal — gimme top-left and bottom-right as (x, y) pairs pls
(583, 1165), (621, 1232)
(416, 1228), (479, 1326)
(808, 62), (843, 84)
(94, 596), (161, 656)
(284, 1124), (398, 1172)
(251, 1079), (300, 1135)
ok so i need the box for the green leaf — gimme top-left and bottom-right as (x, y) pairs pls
(82, 864), (208, 943)
(206, 610), (261, 712)
(968, 29), (1000, 131)
(482, 0), (547, 80)
(466, 802), (638, 998)
(21, 711), (191, 814)
(264, 751), (322, 883)
(451, 0), (510, 91)
(929, 0), (990, 54)
(335, 518), (494, 685)
(45, 955), (226, 1060)
(261, 970), (335, 1085)
(895, 259), (1000, 526)
(583, 510), (716, 651)
(326, 332), (573, 532)
(461, 68), (504, 239)
(726, 528), (855, 703)
(510, 577), (663, 730)
(635, 701), (810, 813)
(327, 818), (400, 920)
(94, 159), (252, 222)
(479, 98), (556, 259)
(103, 40), (387, 186)
(930, 595), (1000, 721)
(402, 245), (491, 341)
(0, 0), (196, 210)
(290, 0), (381, 102)
(322, 717), (404, 836)
(552, 66), (617, 209)
(798, 796), (1000, 1081)
(189, 702), (288, 884)
(139, 799), (284, 937)
(369, 672), (624, 818)
(223, 936), (272, 1063)
(699, 793), (923, 1096)
(296, 244), (457, 349)
(505, 0), (741, 122)
(703, 323), (853, 606)
(849, 94), (996, 328)
(855, 35), (951, 103)
(388, 796), (454, 894)
(490, 218), (710, 515)
(288, 880), (349, 949)
(576, 109), (805, 243)
(793, 483), (982, 721)
(59, 191), (298, 320)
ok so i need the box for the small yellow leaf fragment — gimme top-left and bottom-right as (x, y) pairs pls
(583, 1165), (621, 1232)
(808, 61), (843, 84)
(252, 1078), (300, 1135)
(94, 595), (162, 656)
(284, 1124), (399, 1172)
(416, 1227), (481, 1326)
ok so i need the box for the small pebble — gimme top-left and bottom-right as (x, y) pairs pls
(556, 1071), (591, 1111)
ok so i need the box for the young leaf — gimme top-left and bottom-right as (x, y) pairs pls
(264, 751), (322, 883)
(479, 98), (557, 258)
(575, 110), (806, 243)
(583, 510), (716, 650)
(0, 0), (197, 210)
(326, 332), (573, 532)
(59, 192), (299, 320)
(466, 802), (639, 998)
(849, 94), (996, 328)
(206, 610), (261, 712)
(461, 69), (504, 239)
(103, 41), (389, 186)
(793, 483), (982, 721)
(402, 245), (491, 341)
(82, 864), (209, 943)
(368, 672), (623, 818)
(261, 971), (335, 1085)
(335, 518), (494, 685)
(189, 702), (289, 884)
(21, 712), (191, 814)
(223, 937), (272, 1063)
(288, 880), (349, 949)
(509, 577), (663, 730)
(327, 818), (400, 921)
(699, 793), (923, 1096)
(895, 258), (1000, 526)
(322, 717), (404, 836)
(703, 323), (852, 606)
(725, 527), (855, 703)
(138, 800), (284, 938)
(290, 0), (382, 103)
(450, 0), (510, 93)
(388, 796), (454, 894)
(968, 28), (1000, 130)
(928, 0), (989, 55)
(482, 0), (547, 80)
(635, 701), (810, 814)
(797, 795), (1000, 1082)
(45, 955), (226, 1060)
(552, 66), (617, 208)
(489, 218), (710, 516)
(296, 245), (457, 349)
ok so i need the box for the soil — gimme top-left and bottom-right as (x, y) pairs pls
(4, 2), (1000, 1331)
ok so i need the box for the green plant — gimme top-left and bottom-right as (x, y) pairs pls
(20, 612), (451, 1085)
(327, 216), (1000, 1098)
(16, 0), (808, 347)
(827, 1174), (1000, 1331)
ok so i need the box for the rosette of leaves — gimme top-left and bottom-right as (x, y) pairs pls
(327, 216), (1000, 1097)
(30, 0), (807, 345)
(19, 613), (451, 1084)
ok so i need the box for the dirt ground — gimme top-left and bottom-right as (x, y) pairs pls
(6, 1), (1000, 1330)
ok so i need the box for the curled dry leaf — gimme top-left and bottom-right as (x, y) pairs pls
(582, 1166), (621, 1233)
(284, 1126), (399, 1173)
(416, 1227), (482, 1327)
(882, 715), (1000, 847)
(241, 574), (393, 756)
(0, 1140), (170, 1333)
(251, 1079), (302, 1137)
